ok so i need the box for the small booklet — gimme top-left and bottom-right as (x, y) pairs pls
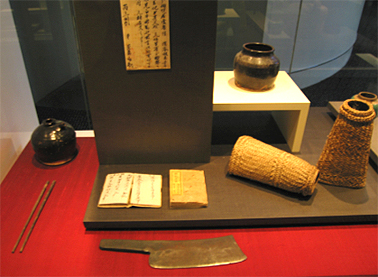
(98, 172), (162, 208)
(169, 169), (208, 209)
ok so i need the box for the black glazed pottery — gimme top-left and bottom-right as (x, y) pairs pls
(31, 118), (78, 166)
(233, 42), (280, 91)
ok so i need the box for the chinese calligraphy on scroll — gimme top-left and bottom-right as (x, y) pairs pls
(120, 0), (171, 71)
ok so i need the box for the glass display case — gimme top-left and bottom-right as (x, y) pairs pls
(6, 0), (377, 130)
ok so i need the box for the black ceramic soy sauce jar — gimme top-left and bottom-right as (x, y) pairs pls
(233, 42), (280, 91)
(31, 118), (78, 166)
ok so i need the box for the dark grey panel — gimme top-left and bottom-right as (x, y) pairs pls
(73, 1), (217, 164)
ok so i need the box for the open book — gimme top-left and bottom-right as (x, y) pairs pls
(98, 173), (162, 208)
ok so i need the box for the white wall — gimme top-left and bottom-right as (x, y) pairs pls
(0, 0), (39, 183)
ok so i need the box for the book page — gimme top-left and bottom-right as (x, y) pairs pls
(98, 173), (133, 208)
(120, 0), (171, 70)
(129, 174), (162, 208)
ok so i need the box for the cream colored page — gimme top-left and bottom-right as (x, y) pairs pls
(120, 0), (171, 70)
(169, 169), (208, 208)
(129, 174), (162, 207)
(98, 173), (133, 206)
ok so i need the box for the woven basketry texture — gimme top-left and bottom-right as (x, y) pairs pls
(316, 99), (375, 188)
(228, 135), (319, 196)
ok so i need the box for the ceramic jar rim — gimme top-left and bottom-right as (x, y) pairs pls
(243, 42), (274, 53)
(43, 118), (56, 126)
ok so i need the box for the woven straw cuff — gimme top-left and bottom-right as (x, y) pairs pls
(228, 136), (319, 196)
(316, 99), (374, 188)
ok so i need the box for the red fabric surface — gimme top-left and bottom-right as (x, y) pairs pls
(1, 138), (377, 276)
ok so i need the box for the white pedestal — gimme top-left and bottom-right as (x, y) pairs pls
(213, 71), (310, 152)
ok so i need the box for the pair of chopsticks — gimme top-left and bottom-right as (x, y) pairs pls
(12, 180), (56, 253)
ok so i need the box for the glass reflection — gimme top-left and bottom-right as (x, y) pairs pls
(8, 0), (377, 130)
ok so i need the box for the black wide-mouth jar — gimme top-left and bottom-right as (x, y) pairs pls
(31, 118), (78, 166)
(233, 42), (280, 91)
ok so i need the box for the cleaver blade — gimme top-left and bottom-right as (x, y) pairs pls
(99, 235), (247, 269)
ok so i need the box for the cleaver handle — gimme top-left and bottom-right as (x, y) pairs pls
(100, 239), (161, 253)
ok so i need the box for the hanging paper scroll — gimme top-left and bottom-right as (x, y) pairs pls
(120, 0), (171, 70)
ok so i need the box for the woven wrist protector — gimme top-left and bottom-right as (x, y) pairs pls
(228, 135), (319, 196)
(316, 99), (375, 188)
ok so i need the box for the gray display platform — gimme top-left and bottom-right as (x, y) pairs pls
(83, 108), (378, 229)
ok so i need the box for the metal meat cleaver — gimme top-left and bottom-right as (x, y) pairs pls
(99, 235), (247, 269)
